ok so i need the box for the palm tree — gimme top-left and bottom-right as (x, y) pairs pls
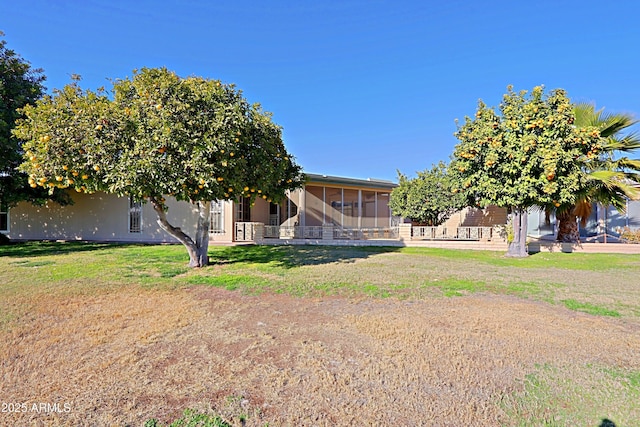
(555, 104), (640, 242)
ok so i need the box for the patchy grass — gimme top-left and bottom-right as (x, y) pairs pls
(1, 242), (640, 425)
(399, 246), (640, 271)
(501, 364), (640, 426)
(2, 243), (640, 322)
(184, 274), (271, 292)
(561, 299), (621, 317)
(145, 409), (232, 427)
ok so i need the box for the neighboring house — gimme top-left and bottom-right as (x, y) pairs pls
(2, 173), (401, 244)
(528, 200), (640, 241)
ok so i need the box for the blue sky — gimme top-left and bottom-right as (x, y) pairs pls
(3, 0), (640, 182)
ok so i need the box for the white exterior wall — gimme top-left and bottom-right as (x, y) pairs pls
(443, 205), (508, 228)
(6, 191), (201, 243)
(209, 200), (235, 243)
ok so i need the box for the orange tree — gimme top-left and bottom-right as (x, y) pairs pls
(389, 161), (466, 226)
(13, 67), (303, 267)
(451, 86), (603, 257)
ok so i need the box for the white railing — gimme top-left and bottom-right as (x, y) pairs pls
(235, 222), (257, 241)
(412, 226), (453, 239)
(333, 227), (399, 240)
(300, 226), (323, 239)
(412, 226), (494, 240)
(263, 225), (279, 239)
(261, 225), (398, 240)
(235, 222), (495, 243)
(264, 225), (324, 239)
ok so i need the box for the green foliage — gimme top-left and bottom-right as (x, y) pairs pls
(14, 67), (303, 205)
(13, 67), (303, 266)
(451, 85), (605, 256)
(389, 161), (466, 225)
(145, 409), (231, 427)
(451, 85), (602, 210)
(505, 216), (514, 243)
(0, 32), (69, 207)
(555, 104), (640, 242)
(423, 278), (489, 297)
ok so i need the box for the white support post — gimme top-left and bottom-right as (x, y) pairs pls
(341, 188), (344, 227)
(300, 187), (306, 227)
(358, 189), (362, 229)
(323, 186), (326, 224)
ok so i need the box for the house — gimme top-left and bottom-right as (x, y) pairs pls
(1, 173), (401, 244)
(527, 201), (640, 241)
(12, 170), (635, 246)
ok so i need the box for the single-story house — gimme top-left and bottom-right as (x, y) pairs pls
(1, 173), (401, 244)
(4, 171), (638, 245)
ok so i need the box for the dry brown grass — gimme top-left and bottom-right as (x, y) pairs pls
(2, 285), (639, 426)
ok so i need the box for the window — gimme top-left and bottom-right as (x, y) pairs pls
(210, 200), (225, 234)
(235, 197), (251, 222)
(0, 202), (8, 232)
(129, 197), (142, 233)
(269, 202), (280, 226)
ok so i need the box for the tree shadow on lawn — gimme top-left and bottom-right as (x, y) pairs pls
(208, 244), (401, 268)
(0, 241), (401, 268)
(0, 240), (120, 258)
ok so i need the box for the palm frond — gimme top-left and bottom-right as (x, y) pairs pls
(566, 103), (640, 228)
(609, 157), (640, 172)
(598, 113), (638, 138)
(574, 103), (639, 146)
(574, 199), (593, 226)
(592, 158), (640, 176)
(573, 103), (599, 128)
(601, 134), (640, 154)
(586, 170), (640, 205)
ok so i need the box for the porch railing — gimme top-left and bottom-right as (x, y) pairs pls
(235, 222), (258, 242)
(412, 226), (494, 240)
(261, 224), (399, 240)
(264, 226), (324, 239)
(235, 222), (500, 243)
(333, 227), (399, 240)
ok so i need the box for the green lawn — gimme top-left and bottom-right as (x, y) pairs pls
(2, 242), (640, 324)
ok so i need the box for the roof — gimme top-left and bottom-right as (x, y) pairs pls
(304, 173), (397, 190)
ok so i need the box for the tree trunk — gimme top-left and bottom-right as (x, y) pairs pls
(150, 198), (211, 268)
(556, 209), (580, 243)
(506, 207), (528, 257)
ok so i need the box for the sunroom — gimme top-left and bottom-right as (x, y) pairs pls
(229, 173), (400, 242)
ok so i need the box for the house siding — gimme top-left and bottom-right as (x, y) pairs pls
(3, 174), (401, 244)
(443, 205), (508, 229)
(6, 192), (200, 243)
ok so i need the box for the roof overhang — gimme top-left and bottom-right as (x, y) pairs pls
(304, 173), (397, 191)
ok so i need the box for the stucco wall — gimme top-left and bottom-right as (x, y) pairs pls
(443, 206), (508, 228)
(6, 192), (201, 243)
(209, 200), (235, 243)
(250, 198), (271, 225)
